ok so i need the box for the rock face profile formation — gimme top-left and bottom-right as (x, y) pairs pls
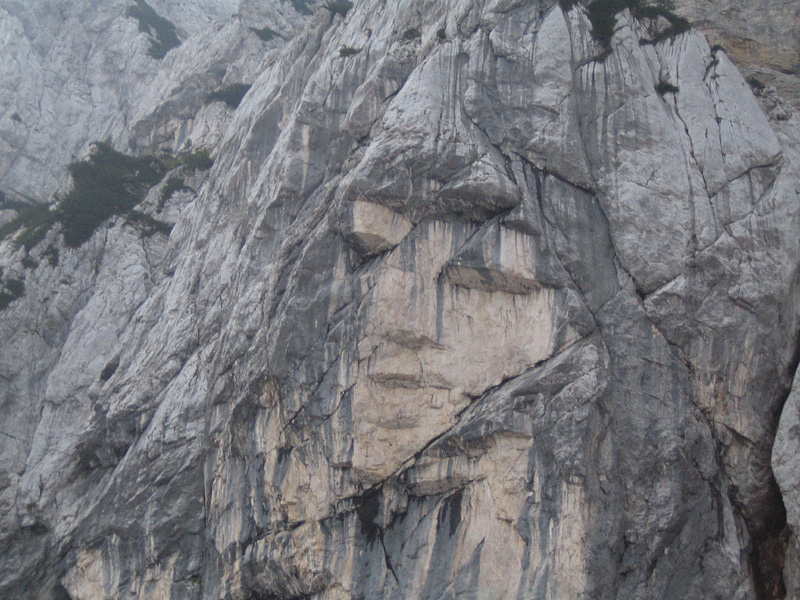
(1, 0), (800, 598)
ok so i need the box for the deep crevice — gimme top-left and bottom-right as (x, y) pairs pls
(750, 487), (789, 600)
(750, 325), (800, 599)
(52, 583), (74, 600)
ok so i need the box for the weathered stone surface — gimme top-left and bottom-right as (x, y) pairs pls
(2, 1), (800, 599)
(674, 0), (800, 113)
(674, 0), (800, 76)
(341, 200), (413, 256)
(0, 0), (308, 201)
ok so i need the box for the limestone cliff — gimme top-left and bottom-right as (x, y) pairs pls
(0, 0), (308, 201)
(1, 1), (800, 599)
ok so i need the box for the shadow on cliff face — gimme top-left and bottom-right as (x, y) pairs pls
(750, 486), (788, 600)
(758, 270), (800, 600)
(52, 583), (73, 600)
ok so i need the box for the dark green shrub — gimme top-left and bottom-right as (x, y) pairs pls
(177, 148), (213, 172)
(289, 0), (314, 15)
(587, 0), (691, 48)
(324, 0), (353, 16)
(159, 175), (188, 209)
(43, 246), (59, 266)
(559, 0), (580, 10)
(2, 144), (211, 250)
(159, 147), (214, 172)
(638, 11), (690, 45)
(746, 75), (766, 93)
(59, 143), (167, 247)
(125, 0), (181, 60)
(655, 79), (679, 94)
(125, 210), (173, 237)
(250, 26), (279, 42)
(0, 277), (24, 311)
(205, 83), (252, 109)
(0, 199), (30, 211)
(593, 47), (613, 62)
(5, 278), (24, 297)
(0, 203), (57, 250)
(10, 113), (21, 123)
(21, 255), (37, 269)
(587, 0), (636, 47)
(339, 46), (361, 57)
(0, 292), (16, 311)
(437, 27), (447, 41)
(403, 27), (421, 40)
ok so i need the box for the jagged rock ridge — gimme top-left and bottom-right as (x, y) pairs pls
(1, 1), (800, 599)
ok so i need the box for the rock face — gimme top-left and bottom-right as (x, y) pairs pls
(1, 1), (800, 599)
(674, 0), (800, 76)
(674, 0), (800, 111)
(0, 0), (307, 200)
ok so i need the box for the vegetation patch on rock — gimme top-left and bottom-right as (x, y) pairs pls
(125, 210), (173, 237)
(655, 79), (680, 95)
(166, 148), (214, 172)
(59, 143), (166, 247)
(0, 277), (24, 311)
(289, 0), (314, 16)
(159, 174), (190, 209)
(0, 203), (56, 250)
(0, 144), (213, 249)
(324, 0), (353, 17)
(583, 0), (691, 49)
(747, 75), (767, 93)
(205, 84), (252, 109)
(250, 26), (280, 42)
(125, 0), (182, 60)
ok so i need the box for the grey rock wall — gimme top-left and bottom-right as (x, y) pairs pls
(674, 0), (800, 76)
(674, 0), (800, 111)
(0, 0), (307, 201)
(1, 1), (800, 599)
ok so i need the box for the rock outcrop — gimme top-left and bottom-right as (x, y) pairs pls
(674, 0), (800, 111)
(0, 0), (307, 201)
(674, 0), (800, 76)
(1, 1), (800, 599)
